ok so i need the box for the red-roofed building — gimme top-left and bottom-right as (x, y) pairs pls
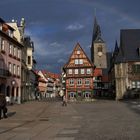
(63, 43), (95, 101)
(36, 70), (61, 98)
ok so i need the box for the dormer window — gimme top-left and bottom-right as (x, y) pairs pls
(8, 30), (13, 38)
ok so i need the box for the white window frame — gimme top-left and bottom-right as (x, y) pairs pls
(75, 69), (78, 74)
(13, 46), (16, 56)
(17, 49), (20, 58)
(8, 30), (13, 38)
(9, 44), (13, 54)
(69, 79), (74, 85)
(77, 79), (82, 85)
(68, 69), (72, 74)
(79, 59), (83, 64)
(87, 68), (91, 74)
(85, 79), (90, 85)
(137, 81), (140, 88)
(75, 59), (79, 64)
(77, 50), (80, 54)
(81, 69), (85, 74)
(132, 81), (136, 88)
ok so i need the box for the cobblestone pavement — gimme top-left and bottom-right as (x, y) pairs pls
(0, 100), (140, 140)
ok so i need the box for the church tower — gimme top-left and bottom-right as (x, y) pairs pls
(91, 17), (107, 69)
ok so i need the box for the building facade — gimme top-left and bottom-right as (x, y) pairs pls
(0, 18), (22, 104)
(110, 29), (140, 100)
(91, 17), (107, 69)
(8, 18), (37, 102)
(63, 43), (94, 101)
(90, 17), (110, 98)
(36, 70), (60, 98)
(0, 17), (37, 104)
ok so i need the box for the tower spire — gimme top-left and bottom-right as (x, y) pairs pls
(92, 16), (102, 42)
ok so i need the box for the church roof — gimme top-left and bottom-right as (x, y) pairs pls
(115, 29), (140, 63)
(91, 17), (104, 44)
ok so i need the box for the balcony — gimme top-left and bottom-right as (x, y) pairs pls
(0, 69), (11, 78)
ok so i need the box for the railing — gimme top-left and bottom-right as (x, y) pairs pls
(0, 69), (10, 77)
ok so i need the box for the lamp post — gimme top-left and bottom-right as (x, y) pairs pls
(11, 80), (16, 86)
(11, 80), (16, 104)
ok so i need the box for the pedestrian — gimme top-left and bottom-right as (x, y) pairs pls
(0, 93), (8, 119)
(62, 95), (67, 106)
(6, 96), (10, 105)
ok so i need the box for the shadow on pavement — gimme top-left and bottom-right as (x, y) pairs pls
(122, 99), (140, 115)
(7, 112), (16, 117)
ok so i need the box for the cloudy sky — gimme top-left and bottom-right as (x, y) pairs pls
(0, 0), (140, 73)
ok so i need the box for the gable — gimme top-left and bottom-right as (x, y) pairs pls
(65, 43), (93, 68)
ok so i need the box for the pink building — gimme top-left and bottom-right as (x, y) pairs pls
(0, 18), (22, 104)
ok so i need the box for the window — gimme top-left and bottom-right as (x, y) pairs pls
(8, 30), (13, 37)
(17, 66), (20, 76)
(13, 46), (16, 56)
(84, 92), (91, 98)
(85, 79), (90, 85)
(77, 79), (82, 85)
(8, 63), (12, 73)
(75, 69), (78, 74)
(77, 50), (80, 54)
(9, 44), (13, 54)
(13, 64), (16, 75)
(132, 65), (140, 73)
(69, 79), (74, 85)
(79, 59), (83, 64)
(75, 59), (78, 64)
(87, 68), (91, 74)
(28, 56), (31, 64)
(68, 69), (72, 74)
(132, 81), (136, 88)
(69, 92), (75, 98)
(98, 45), (102, 52)
(81, 69), (85, 74)
(74, 59), (83, 64)
(137, 81), (140, 88)
(17, 49), (20, 58)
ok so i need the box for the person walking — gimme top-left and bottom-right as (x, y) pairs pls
(0, 93), (7, 119)
(62, 95), (67, 106)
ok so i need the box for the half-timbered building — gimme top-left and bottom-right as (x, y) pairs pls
(63, 43), (94, 101)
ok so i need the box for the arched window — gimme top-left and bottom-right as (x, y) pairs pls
(98, 45), (102, 52)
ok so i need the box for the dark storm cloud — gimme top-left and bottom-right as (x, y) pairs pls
(1, 0), (140, 73)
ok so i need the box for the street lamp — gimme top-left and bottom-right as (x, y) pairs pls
(11, 80), (16, 86)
